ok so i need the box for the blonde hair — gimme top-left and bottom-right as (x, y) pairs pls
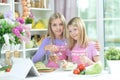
(46, 13), (67, 40)
(67, 17), (88, 50)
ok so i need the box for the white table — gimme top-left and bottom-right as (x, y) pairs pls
(0, 69), (120, 80)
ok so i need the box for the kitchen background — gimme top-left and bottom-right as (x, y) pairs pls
(0, 0), (120, 69)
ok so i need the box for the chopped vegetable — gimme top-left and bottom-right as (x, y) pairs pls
(85, 61), (103, 75)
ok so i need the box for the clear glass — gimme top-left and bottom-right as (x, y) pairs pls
(0, 58), (6, 66)
(49, 53), (58, 63)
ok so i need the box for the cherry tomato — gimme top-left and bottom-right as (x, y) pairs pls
(77, 64), (85, 71)
(6, 68), (11, 72)
(73, 68), (80, 74)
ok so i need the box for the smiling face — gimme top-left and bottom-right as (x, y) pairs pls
(47, 13), (66, 39)
(51, 18), (64, 39)
(67, 17), (88, 49)
(68, 25), (80, 41)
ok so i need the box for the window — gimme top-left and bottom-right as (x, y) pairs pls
(77, 0), (97, 40)
(77, 0), (120, 69)
(104, 0), (120, 47)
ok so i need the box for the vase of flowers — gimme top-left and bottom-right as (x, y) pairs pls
(0, 11), (30, 45)
(0, 11), (31, 65)
(0, 11), (31, 61)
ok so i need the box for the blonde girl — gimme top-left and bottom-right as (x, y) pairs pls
(32, 13), (68, 68)
(67, 17), (100, 66)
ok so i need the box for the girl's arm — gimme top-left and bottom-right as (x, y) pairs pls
(85, 55), (100, 65)
(88, 39), (100, 51)
(92, 42), (100, 62)
(80, 42), (100, 66)
(93, 55), (100, 62)
(44, 44), (59, 53)
(32, 38), (50, 63)
(80, 56), (94, 65)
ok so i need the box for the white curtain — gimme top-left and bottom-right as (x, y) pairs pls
(54, 0), (77, 22)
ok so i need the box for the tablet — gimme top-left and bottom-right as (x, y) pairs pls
(9, 58), (40, 79)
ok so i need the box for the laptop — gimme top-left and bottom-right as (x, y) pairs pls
(9, 58), (40, 79)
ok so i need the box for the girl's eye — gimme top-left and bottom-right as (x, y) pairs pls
(59, 23), (63, 26)
(52, 23), (63, 27)
(69, 30), (72, 33)
(73, 28), (77, 31)
(52, 24), (57, 27)
(53, 24), (56, 26)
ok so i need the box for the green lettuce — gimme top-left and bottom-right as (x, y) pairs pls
(85, 61), (103, 75)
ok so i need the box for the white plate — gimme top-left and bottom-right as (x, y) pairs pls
(61, 67), (76, 71)
(0, 71), (5, 74)
(71, 73), (101, 77)
(62, 69), (73, 71)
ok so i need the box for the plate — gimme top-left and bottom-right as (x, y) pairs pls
(0, 70), (5, 74)
(62, 68), (74, 71)
(71, 73), (101, 77)
(38, 68), (56, 72)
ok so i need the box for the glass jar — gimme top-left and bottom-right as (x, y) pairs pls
(5, 51), (12, 65)
(35, 0), (40, 8)
(0, 58), (6, 66)
(30, 0), (35, 7)
(34, 0), (44, 8)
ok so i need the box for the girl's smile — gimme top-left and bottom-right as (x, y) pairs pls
(68, 26), (79, 40)
(51, 18), (64, 39)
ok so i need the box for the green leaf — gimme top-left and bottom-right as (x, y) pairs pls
(85, 61), (103, 75)
(105, 47), (120, 60)
(25, 17), (33, 24)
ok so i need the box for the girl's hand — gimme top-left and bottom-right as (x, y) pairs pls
(80, 56), (94, 65)
(49, 54), (58, 63)
(89, 40), (100, 51)
(95, 41), (100, 51)
(45, 45), (59, 53)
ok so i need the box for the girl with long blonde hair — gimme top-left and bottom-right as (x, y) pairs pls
(32, 13), (68, 68)
(67, 17), (100, 66)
